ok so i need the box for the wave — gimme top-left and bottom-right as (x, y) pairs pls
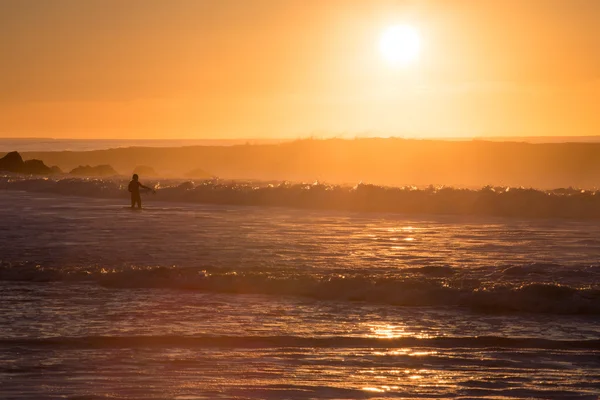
(2, 263), (599, 315)
(1, 335), (598, 350)
(3, 175), (600, 218)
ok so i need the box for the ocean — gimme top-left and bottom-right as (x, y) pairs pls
(1, 138), (600, 399)
(1, 186), (599, 399)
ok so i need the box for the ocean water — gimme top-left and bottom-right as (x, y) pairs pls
(3, 176), (600, 219)
(1, 189), (600, 399)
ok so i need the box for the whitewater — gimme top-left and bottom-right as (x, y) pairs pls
(1, 186), (600, 398)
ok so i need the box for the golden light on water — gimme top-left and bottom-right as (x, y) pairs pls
(369, 323), (409, 339)
(365, 323), (432, 339)
(358, 365), (453, 394)
(362, 387), (385, 392)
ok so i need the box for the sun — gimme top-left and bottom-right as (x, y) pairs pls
(379, 24), (421, 67)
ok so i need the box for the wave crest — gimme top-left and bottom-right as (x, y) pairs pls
(0, 335), (598, 350)
(3, 176), (600, 218)
(1, 263), (599, 315)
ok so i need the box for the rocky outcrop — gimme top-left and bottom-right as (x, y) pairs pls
(0, 152), (23, 171)
(0, 151), (58, 175)
(22, 159), (52, 174)
(69, 164), (118, 177)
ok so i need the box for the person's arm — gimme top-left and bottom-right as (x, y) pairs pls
(140, 183), (156, 193)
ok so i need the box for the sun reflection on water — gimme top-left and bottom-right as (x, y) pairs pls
(358, 365), (455, 396)
(365, 322), (432, 339)
(362, 387), (385, 392)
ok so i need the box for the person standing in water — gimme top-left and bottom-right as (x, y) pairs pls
(128, 174), (155, 209)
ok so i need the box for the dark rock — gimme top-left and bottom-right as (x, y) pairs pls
(70, 165), (118, 176)
(50, 166), (63, 174)
(0, 151), (54, 175)
(0, 151), (24, 172)
(22, 159), (52, 174)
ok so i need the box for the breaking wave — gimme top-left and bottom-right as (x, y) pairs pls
(2, 175), (600, 218)
(1, 335), (598, 350)
(1, 263), (599, 315)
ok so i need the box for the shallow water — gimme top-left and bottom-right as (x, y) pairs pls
(0, 191), (599, 399)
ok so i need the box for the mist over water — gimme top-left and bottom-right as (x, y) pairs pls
(9, 137), (600, 188)
(0, 138), (285, 152)
(4, 136), (600, 153)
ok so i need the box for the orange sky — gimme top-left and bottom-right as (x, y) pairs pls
(1, 0), (599, 139)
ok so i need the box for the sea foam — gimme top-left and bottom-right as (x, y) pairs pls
(1, 175), (600, 218)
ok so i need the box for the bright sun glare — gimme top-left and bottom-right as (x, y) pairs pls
(379, 24), (421, 67)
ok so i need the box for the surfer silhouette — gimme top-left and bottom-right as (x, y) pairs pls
(128, 174), (155, 209)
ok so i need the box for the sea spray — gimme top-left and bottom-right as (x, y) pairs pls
(2, 175), (600, 218)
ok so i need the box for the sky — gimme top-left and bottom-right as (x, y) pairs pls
(1, 0), (599, 139)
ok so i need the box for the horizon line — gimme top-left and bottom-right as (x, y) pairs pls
(2, 134), (600, 141)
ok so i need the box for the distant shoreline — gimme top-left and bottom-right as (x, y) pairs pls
(2, 135), (600, 153)
(0, 138), (289, 153)
(2, 137), (600, 189)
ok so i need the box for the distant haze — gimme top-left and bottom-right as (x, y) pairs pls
(6, 138), (600, 189)
(4, 136), (600, 153)
(0, 138), (286, 153)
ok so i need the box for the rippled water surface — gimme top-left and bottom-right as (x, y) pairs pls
(0, 191), (599, 399)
